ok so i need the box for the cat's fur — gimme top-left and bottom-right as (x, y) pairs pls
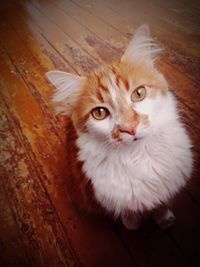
(46, 25), (193, 229)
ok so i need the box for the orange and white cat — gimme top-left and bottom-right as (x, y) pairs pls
(46, 25), (193, 230)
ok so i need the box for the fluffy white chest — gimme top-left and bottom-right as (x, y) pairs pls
(77, 126), (192, 216)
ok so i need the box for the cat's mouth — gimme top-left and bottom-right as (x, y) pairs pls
(113, 134), (142, 144)
(133, 135), (144, 141)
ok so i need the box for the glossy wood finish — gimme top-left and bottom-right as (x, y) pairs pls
(0, 0), (200, 266)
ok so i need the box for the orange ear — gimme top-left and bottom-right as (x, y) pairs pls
(121, 24), (162, 68)
(46, 71), (86, 116)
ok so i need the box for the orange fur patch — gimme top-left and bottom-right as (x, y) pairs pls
(72, 61), (168, 132)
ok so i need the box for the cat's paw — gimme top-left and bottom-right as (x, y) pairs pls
(121, 213), (142, 230)
(153, 208), (175, 230)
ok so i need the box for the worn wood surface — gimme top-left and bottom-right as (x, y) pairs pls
(0, 0), (200, 266)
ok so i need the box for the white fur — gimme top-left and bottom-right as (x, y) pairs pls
(77, 91), (193, 216)
(46, 70), (86, 115)
(121, 24), (162, 67)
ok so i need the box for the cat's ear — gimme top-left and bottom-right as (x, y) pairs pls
(121, 24), (162, 67)
(46, 70), (86, 116)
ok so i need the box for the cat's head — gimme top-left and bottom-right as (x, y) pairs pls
(46, 25), (171, 145)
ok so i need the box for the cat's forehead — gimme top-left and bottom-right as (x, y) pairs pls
(85, 63), (144, 106)
(85, 62), (168, 105)
(92, 63), (133, 90)
(86, 66), (129, 108)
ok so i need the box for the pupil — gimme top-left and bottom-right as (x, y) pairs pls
(137, 89), (141, 96)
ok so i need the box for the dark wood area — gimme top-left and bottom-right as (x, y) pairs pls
(0, 0), (200, 266)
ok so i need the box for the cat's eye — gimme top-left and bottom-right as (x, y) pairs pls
(91, 107), (109, 120)
(131, 86), (146, 102)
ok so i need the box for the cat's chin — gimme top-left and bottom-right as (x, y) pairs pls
(113, 135), (142, 146)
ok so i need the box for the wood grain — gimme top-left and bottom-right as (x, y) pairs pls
(0, 0), (200, 266)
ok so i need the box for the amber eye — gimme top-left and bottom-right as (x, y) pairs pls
(91, 107), (109, 120)
(131, 86), (146, 102)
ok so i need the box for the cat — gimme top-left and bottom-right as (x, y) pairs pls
(46, 25), (193, 230)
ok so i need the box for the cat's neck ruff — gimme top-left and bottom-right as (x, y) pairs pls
(76, 103), (192, 216)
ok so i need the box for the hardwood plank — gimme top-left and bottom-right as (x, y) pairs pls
(0, 13), (135, 267)
(73, 0), (200, 35)
(115, 222), (190, 267)
(1, 1), (74, 127)
(1, 2), (54, 71)
(0, 15), (67, 138)
(69, 0), (132, 36)
(148, 0), (200, 33)
(28, 0), (120, 64)
(0, 168), (30, 267)
(41, 0), (127, 49)
(72, 0), (200, 81)
(89, 0), (200, 57)
(114, 188), (200, 266)
(167, 191), (200, 266)
(0, 46), (64, 187)
(186, 171), (200, 206)
(0, 53), (82, 267)
(150, 0), (200, 20)
(21, 0), (98, 75)
(29, 0), (103, 64)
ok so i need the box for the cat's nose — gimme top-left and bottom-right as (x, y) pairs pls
(118, 126), (136, 136)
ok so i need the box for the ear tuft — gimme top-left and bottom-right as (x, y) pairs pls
(46, 71), (86, 116)
(121, 24), (162, 67)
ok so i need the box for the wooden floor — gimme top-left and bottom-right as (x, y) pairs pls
(0, 0), (200, 266)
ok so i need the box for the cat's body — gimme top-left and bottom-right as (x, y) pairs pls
(46, 25), (193, 229)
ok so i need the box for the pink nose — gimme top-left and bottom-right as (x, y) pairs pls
(119, 126), (136, 136)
